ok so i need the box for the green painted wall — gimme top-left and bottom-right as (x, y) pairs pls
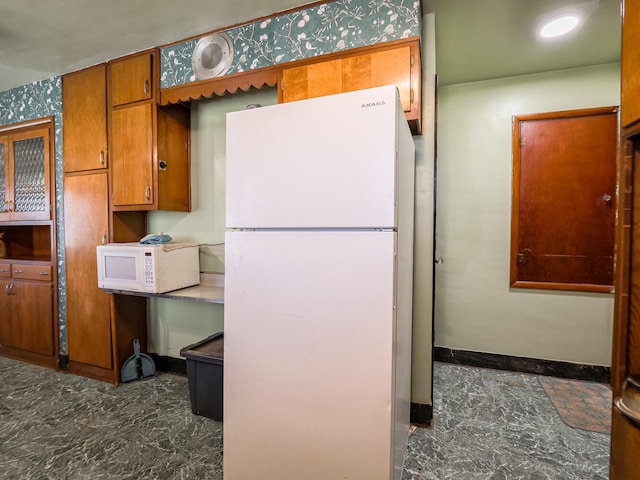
(147, 88), (278, 357)
(435, 62), (620, 366)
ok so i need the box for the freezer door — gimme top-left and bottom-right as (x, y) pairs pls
(224, 230), (408, 479)
(226, 86), (401, 229)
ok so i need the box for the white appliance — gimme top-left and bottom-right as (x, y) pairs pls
(224, 85), (415, 480)
(96, 243), (200, 293)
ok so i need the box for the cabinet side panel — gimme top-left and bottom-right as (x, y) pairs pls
(157, 105), (190, 212)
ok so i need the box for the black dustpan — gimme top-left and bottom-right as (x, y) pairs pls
(121, 339), (156, 383)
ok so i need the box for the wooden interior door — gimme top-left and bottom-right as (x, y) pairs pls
(611, 135), (640, 480)
(610, 2), (640, 476)
(511, 107), (618, 292)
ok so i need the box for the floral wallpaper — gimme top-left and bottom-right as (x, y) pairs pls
(0, 77), (67, 355)
(161, 0), (421, 88)
(0, 0), (422, 359)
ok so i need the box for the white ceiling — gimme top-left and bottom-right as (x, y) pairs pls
(0, 0), (622, 92)
(0, 0), (309, 91)
(428, 0), (621, 86)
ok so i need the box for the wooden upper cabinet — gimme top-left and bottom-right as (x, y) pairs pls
(0, 122), (53, 222)
(279, 39), (422, 134)
(343, 46), (412, 112)
(108, 49), (190, 212)
(63, 65), (108, 172)
(621, 0), (640, 128)
(111, 103), (154, 207)
(110, 53), (153, 107)
(281, 59), (343, 103)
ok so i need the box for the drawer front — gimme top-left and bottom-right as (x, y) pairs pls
(0, 263), (10, 278)
(11, 264), (53, 281)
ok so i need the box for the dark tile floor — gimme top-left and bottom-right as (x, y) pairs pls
(405, 364), (610, 479)
(0, 357), (610, 479)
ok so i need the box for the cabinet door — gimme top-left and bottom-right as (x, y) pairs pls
(111, 103), (154, 207)
(281, 59), (342, 103)
(0, 138), (7, 215)
(64, 172), (113, 369)
(110, 53), (153, 106)
(278, 41), (421, 134)
(343, 46), (412, 112)
(12, 280), (54, 355)
(63, 65), (108, 172)
(0, 280), (17, 348)
(621, 0), (640, 128)
(0, 127), (52, 222)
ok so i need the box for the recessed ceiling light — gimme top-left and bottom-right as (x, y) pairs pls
(539, 14), (581, 38)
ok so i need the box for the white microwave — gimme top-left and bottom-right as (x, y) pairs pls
(97, 243), (200, 293)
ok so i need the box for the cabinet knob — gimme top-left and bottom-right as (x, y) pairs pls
(145, 185), (151, 201)
(99, 150), (105, 165)
(38, 271), (49, 276)
(13, 269), (23, 274)
(143, 79), (149, 95)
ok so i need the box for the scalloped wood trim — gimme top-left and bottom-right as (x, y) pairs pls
(160, 66), (280, 105)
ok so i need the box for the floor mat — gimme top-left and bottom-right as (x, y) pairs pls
(538, 376), (612, 434)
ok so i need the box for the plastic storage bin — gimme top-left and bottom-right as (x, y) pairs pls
(179, 332), (224, 421)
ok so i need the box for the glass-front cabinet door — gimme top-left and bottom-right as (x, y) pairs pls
(0, 139), (7, 216)
(0, 126), (51, 222)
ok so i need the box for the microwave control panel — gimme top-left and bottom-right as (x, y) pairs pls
(144, 252), (154, 286)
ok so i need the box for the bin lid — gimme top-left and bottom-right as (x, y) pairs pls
(180, 332), (224, 359)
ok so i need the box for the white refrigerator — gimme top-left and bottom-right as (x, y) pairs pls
(224, 85), (415, 480)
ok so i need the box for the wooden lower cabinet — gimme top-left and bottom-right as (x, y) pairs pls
(0, 277), (55, 362)
(64, 172), (147, 383)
